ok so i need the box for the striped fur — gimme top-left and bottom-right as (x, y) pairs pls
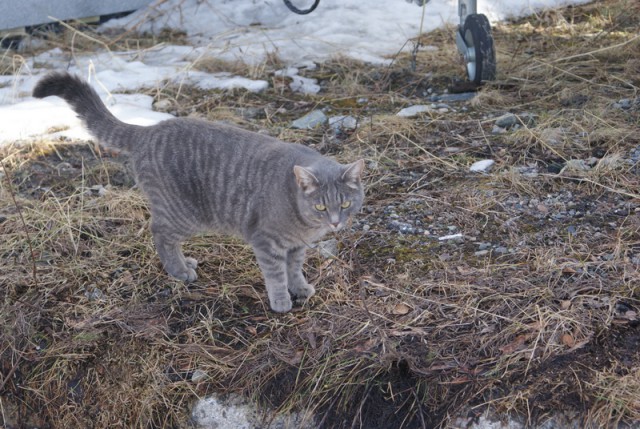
(33, 72), (365, 312)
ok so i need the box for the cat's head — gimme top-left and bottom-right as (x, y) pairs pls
(293, 159), (365, 231)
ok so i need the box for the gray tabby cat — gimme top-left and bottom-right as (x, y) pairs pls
(33, 72), (365, 313)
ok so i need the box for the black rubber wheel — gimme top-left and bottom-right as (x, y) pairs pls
(461, 14), (496, 84)
(283, 0), (320, 15)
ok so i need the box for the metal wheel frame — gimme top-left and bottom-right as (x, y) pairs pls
(455, 0), (496, 84)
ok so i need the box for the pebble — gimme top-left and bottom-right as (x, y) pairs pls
(431, 92), (476, 103)
(315, 238), (338, 258)
(389, 220), (421, 234)
(397, 105), (434, 117)
(84, 284), (104, 301)
(191, 369), (207, 383)
(561, 159), (590, 174)
(494, 112), (536, 129)
(438, 233), (463, 241)
(491, 125), (507, 134)
(477, 242), (491, 250)
(329, 115), (358, 132)
(494, 247), (508, 254)
(153, 99), (173, 112)
(494, 113), (518, 128)
(475, 250), (489, 257)
(469, 159), (495, 173)
(90, 185), (108, 197)
(291, 110), (327, 129)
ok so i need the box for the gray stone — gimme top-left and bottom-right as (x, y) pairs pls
(491, 125), (507, 134)
(84, 284), (104, 301)
(291, 110), (327, 129)
(494, 113), (518, 128)
(397, 104), (434, 117)
(478, 242), (491, 251)
(329, 115), (357, 132)
(432, 92), (477, 102)
(315, 238), (338, 258)
(191, 369), (207, 383)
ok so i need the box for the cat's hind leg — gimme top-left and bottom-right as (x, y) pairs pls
(151, 221), (197, 282)
(286, 246), (315, 303)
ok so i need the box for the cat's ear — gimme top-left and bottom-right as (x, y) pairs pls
(293, 166), (320, 194)
(341, 159), (365, 189)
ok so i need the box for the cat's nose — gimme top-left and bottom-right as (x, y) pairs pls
(330, 221), (340, 230)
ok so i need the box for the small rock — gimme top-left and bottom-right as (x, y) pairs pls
(469, 159), (495, 173)
(494, 246), (508, 254)
(438, 233), (463, 241)
(191, 369), (207, 383)
(494, 113), (535, 129)
(84, 285), (104, 301)
(614, 98), (632, 110)
(432, 92), (476, 103)
(329, 115), (358, 132)
(491, 125), (507, 134)
(315, 239), (338, 258)
(478, 242), (491, 251)
(153, 99), (173, 112)
(494, 113), (518, 128)
(567, 225), (577, 235)
(397, 105), (434, 117)
(475, 250), (489, 257)
(291, 110), (327, 129)
(560, 159), (590, 174)
(389, 220), (420, 234)
(90, 185), (108, 197)
(56, 162), (74, 173)
(362, 224), (371, 231)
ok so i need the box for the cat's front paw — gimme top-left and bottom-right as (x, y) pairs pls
(288, 280), (315, 301)
(167, 265), (198, 283)
(185, 257), (198, 270)
(269, 295), (293, 313)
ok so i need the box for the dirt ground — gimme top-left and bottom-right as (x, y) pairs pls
(1, 0), (639, 428)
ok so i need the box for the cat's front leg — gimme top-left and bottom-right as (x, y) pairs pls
(286, 246), (315, 303)
(251, 234), (292, 313)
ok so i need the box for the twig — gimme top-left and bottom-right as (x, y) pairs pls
(1, 161), (38, 288)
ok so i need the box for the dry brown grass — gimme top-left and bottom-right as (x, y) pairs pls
(2, 0), (640, 428)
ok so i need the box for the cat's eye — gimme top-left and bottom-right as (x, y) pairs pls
(340, 201), (352, 209)
(314, 204), (326, 211)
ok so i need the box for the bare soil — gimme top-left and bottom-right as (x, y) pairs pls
(1, 0), (639, 428)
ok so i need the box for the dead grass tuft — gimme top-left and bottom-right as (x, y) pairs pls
(2, 0), (640, 428)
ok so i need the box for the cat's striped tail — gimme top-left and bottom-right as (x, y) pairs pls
(33, 72), (139, 151)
